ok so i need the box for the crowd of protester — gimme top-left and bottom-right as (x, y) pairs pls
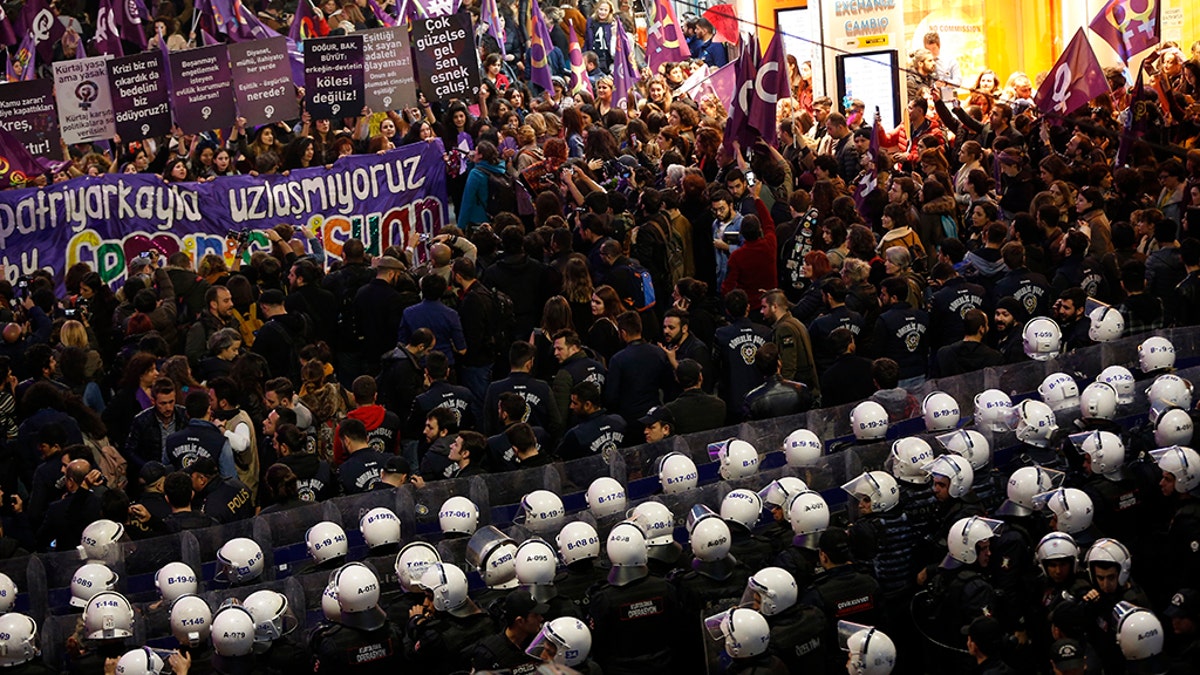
(4, 0), (1200, 670)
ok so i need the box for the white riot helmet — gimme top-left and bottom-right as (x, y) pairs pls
(242, 590), (296, 649)
(720, 489), (764, 530)
(520, 490), (566, 533)
(210, 603), (256, 658)
(938, 429), (991, 471)
(439, 496), (480, 536)
(1098, 365), (1137, 404)
(332, 562), (386, 630)
(786, 491), (829, 546)
(1088, 305), (1125, 343)
(526, 617), (592, 667)
(850, 401), (889, 440)
(716, 439), (760, 480)
(154, 562), (198, 605)
(922, 391), (960, 431)
(359, 507), (402, 550)
(0, 613), (38, 667)
(586, 477), (627, 519)
(1152, 446), (1200, 494)
(85, 591), (134, 640)
(841, 471), (900, 513)
(704, 607), (771, 659)
(1015, 399), (1059, 448)
(1148, 374), (1194, 423)
(70, 563), (119, 608)
(1077, 431), (1126, 479)
(1086, 538), (1133, 586)
(758, 477), (809, 517)
(1038, 372), (1080, 413)
(418, 563), (471, 616)
(973, 389), (1015, 432)
(395, 542), (441, 593)
(169, 594), (212, 647)
(1138, 336), (1175, 373)
(842, 621), (897, 675)
(306, 521), (348, 564)
(216, 538), (264, 585)
(923, 455), (975, 499)
(1114, 601), (1164, 661)
(1034, 488), (1095, 534)
(1023, 317), (1062, 361)
(1156, 408), (1195, 447)
(467, 526), (519, 588)
(886, 437), (935, 484)
(1035, 532), (1080, 568)
(515, 538), (558, 587)
(321, 581), (340, 622)
(555, 521), (600, 565)
(657, 452), (699, 494)
(688, 513), (732, 563)
(115, 648), (165, 675)
(606, 521), (649, 585)
(0, 574), (16, 612)
(782, 429), (823, 466)
(741, 567), (797, 617)
(1079, 382), (1118, 420)
(628, 501), (676, 546)
(996, 465), (1065, 517)
(945, 517), (1002, 567)
(78, 519), (125, 563)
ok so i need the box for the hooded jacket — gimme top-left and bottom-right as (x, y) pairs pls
(916, 195), (958, 255)
(459, 160), (508, 230)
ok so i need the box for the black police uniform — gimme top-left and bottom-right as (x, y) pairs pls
(671, 557), (752, 675)
(555, 560), (608, 617)
(485, 424), (551, 472)
(587, 574), (683, 675)
(772, 538), (822, 592)
(897, 480), (941, 580)
(164, 419), (226, 470)
(127, 490), (172, 538)
(728, 653), (791, 675)
(194, 475), (254, 523)
(279, 452), (338, 503)
(928, 277), (987, 349)
(728, 522), (776, 570)
(713, 318), (771, 422)
(471, 632), (542, 674)
(803, 564), (884, 672)
(923, 564), (996, 669)
(808, 305), (865, 373)
(484, 372), (560, 436)
(405, 380), (481, 439)
(339, 448), (389, 495)
(257, 634), (312, 674)
(557, 410), (627, 461)
(1166, 498), (1200, 595)
(766, 602), (828, 673)
(557, 351), (607, 390)
(994, 267), (1051, 319)
(988, 514), (1040, 631)
(406, 610), (497, 675)
(870, 301), (931, 381)
(310, 621), (404, 673)
(5, 660), (55, 675)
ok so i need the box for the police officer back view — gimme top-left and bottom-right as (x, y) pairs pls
(311, 563), (404, 673)
(405, 563), (497, 674)
(714, 290), (771, 423)
(803, 527), (884, 672)
(188, 457), (253, 524)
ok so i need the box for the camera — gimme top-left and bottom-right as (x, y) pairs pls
(227, 229), (252, 245)
(15, 276), (30, 295)
(64, 308), (77, 318)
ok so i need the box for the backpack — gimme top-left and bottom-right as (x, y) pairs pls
(86, 437), (128, 493)
(479, 284), (516, 356)
(484, 169), (518, 217)
(652, 214), (686, 286)
(626, 261), (656, 311)
(231, 305), (263, 347)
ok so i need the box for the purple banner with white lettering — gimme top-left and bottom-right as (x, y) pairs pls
(169, 44), (237, 134)
(107, 50), (172, 141)
(304, 34), (365, 120)
(228, 38), (299, 126)
(0, 141), (448, 289)
(0, 78), (60, 159)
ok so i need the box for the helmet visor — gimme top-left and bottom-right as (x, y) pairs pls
(686, 504), (718, 534)
(837, 620), (875, 651)
(466, 526), (515, 570)
(706, 438), (733, 461)
(525, 625), (558, 662)
(704, 609), (732, 641)
(840, 473), (881, 502)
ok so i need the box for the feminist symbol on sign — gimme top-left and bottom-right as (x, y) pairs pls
(201, 106), (212, 119)
(75, 81), (98, 109)
(383, 95), (392, 109)
(331, 103), (341, 116)
(141, 123), (150, 136)
(1050, 62), (1073, 113)
(264, 105), (275, 118)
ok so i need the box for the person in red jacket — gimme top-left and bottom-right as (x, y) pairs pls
(720, 197), (777, 311)
(332, 376), (402, 464)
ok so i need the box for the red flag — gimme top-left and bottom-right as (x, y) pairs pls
(747, 31), (789, 145)
(1089, 0), (1159, 62)
(1035, 29), (1110, 118)
(701, 4), (738, 45)
(646, 0), (689, 75)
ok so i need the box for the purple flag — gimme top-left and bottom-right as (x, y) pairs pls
(0, 4), (18, 47)
(201, 0), (305, 87)
(610, 21), (638, 109)
(366, 0), (396, 27)
(646, 0), (689, 75)
(0, 124), (66, 187)
(412, 0), (459, 18)
(93, 0), (126, 57)
(200, 29), (220, 45)
(567, 24), (591, 96)
(1034, 29), (1110, 118)
(289, 0), (317, 41)
(117, 0), (150, 50)
(7, 32), (37, 81)
(1089, 0), (1159, 62)
(525, 3), (554, 93)
(747, 31), (788, 145)
(480, 0), (505, 57)
(1116, 69), (1155, 166)
(18, 0), (65, 63)
(722, 35), (758, 154)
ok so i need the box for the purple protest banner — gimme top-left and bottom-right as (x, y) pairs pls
(169, 44), (237, 134)
(107, 51), (172, 141)
(0, 79), (60, 159)
(53, 56), (118, 144)
(362, 26), (418, 112)
(0, 142), (449, 289)
(228, 38), (299, 126)
(304, 34), (366, 120)
(411, 12), (482, 104)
